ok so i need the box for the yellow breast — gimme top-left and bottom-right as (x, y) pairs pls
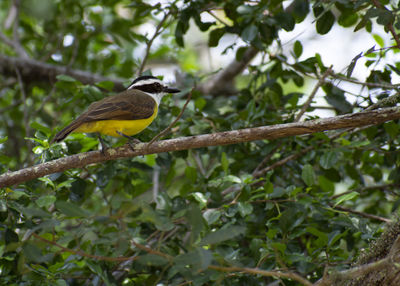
(74, 105), (158, 137)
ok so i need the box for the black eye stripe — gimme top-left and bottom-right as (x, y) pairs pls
(133, 83), (164, 93)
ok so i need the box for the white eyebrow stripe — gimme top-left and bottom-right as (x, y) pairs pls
(128, 79), (163, 89)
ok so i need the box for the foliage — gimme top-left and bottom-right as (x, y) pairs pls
(1, 0), (400, 285)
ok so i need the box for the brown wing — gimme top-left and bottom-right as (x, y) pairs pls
(81, 89), (156, 122)
(51, 89), (156, 143)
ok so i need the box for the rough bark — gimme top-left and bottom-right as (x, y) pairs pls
(1, 106), (399, 188)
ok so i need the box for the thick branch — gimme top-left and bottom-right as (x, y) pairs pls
(0, 54), (125, 91)
(198, 46), (258, 95)
(1, 106), (400, 188)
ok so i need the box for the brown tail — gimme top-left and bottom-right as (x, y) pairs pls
(51, 120), (82, 143)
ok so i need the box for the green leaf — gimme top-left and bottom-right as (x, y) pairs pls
(209, 28), (225, 47)
(271, 242), (286, 254)
(318, 176), (334, 193)
(221, 152), (229, 173)
(347, 52), (362, 78)
(186, 203), (205, 246)
(185, 166), (197, 183)
(137, 254), (169, 266)
(23, 242), (44, 262)
(323, 84), (352, 114)
(56, 74), (77, 82)
(384, 121), (399, 139)
(55, 200), (89, 217)
(0, 136), (8, 144)
(195, 97), (207, 111)
(237, 202), (253, 217)
(203, 209), (221, 225)
(320, 151), (339, 169)
(199, 225), (246, 246)
(334, 191), (359, 206)
(138, 203), (174, 231)
(95, 81), (115, 91)
(293, 40), (303, 58)
(315, 9), (335, 35)
(306, 226), (328, 247)
(31, 121), (51, 137)
(174, 247), (212, 272)
(241, 24), (258, 42)
(301, 164), (316, 186)
(372, 34), (384, 48)
(36, 195), (56, 208)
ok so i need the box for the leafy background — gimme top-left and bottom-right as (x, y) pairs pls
(1, 0), (400, 285)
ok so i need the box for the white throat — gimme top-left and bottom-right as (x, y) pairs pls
(148, 92), (165, 106)
(127, 78), (166, 106)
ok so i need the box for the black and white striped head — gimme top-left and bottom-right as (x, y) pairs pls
(128, 75), (180, 105)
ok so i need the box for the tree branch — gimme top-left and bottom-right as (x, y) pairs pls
(208, 265), (312, 286)
(1, 106), (400, 188)
(0, 54), (125, 91)
(148, 89), (192, 145)
(32, 233), (139, 262)
(198, 46), (259, 95)
(137, 12), (171, 76)
(295, 66), (333, 122)
(333, 205), (393, 223)
(371, 0), (400, 49)
(315, 235), (400, 285)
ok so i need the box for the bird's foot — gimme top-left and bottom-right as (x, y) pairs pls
(97, 133), (108, 155)
(117, 131), (141, 151)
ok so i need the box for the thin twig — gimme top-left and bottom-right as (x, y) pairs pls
(32, 233), (139, 262)
(14, 65), (33, 164)
(330, 183), (398, 200)
(148, 89), (192, 146)
(332, 74), (400, 90)
(137, 12), (171, 76)
(208, 265), (313, 286)
(366, 92), (400, 110)
(0, 31), (28, 58)
(206, 10), (231, 27)
(132, 239), (312, 285)
(11, 0), (21, 47)
(131, 241), (172, 260)
(333, 205), (393, 223)
(251, 146), (279, 176)
(295, 66), (333, 122)
(371, 0), (400, 49)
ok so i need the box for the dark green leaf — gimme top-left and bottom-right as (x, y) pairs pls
(199, 226), (246, 246)
(241, 24), (258, 42)
(293, 40), (303, 58)
(55, 200), (89, 217)
(315, 10), (335, 35)
(302, 164), (316, 186)
(320, 151), (339, 169)
(209, 28), (225, 47)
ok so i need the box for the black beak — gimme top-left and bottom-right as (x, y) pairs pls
(164, 87), (180, 93)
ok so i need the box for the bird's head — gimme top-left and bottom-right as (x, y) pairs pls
(128, 75), (180, 104)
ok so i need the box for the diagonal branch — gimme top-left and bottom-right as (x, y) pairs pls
(371, 0), (400, 49)
(148, 89), (192, 145)
(32, 233), (139, 262)
(1, 106), (400, 188)
(0, 31), (29, 58)
(198, 46), (259, 95)
(0, 54), (126, 91)
(294, 66), (333, 122)
(137, 12), (171, 76)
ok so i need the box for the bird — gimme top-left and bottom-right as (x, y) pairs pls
(51, 75), (180, 151)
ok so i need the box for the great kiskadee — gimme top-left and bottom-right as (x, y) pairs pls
(51, 75), (180, 147)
